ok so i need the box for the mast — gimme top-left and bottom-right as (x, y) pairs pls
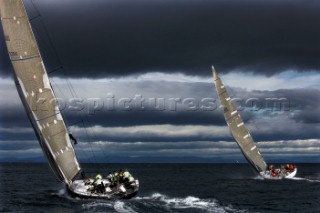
(212, 66), (267, 173)
(0, 0), (81, 184)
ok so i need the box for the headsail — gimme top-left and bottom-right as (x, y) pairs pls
(212, 66), (267, 173)
(0, 0), (81, 184)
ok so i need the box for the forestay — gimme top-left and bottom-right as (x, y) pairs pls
(212, 66), (267, 173)
(0, 0), (81, 184)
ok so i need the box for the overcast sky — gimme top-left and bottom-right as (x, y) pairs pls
(0, 0), (319, 163)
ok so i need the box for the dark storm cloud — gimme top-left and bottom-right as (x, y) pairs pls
(1, 0), (320, 78)
(1, 83), (319, 143)
(232, 87), (320, 124)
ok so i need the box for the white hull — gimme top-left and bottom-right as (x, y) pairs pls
(260, 168), (297, 180)
(68, 179), (139, 199)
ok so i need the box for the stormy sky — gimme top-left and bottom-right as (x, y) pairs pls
(0, 0), (319, 163)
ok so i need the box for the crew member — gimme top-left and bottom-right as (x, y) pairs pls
(109, 170), (118, 188)
(124, 168), (135, 185)
(119, 169), (124, 184)
(84, 177), (94, 191)
(69, 132), (78, 145)
(94, 173), (105, 193)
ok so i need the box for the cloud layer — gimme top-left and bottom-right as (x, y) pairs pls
(0, 0), (319, 163)
(0, 71), (319, 162)
(1, 0), (320, 78)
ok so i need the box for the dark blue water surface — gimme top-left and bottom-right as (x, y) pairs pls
(0, 163), (319, 213)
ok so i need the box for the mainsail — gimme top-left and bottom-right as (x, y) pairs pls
(212, 66), (267, 173)
(0, 0), (81, 184)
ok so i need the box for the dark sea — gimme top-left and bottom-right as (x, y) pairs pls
(0, 163), (319, 213)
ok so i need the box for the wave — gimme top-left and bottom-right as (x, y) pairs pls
(114, 201), (137, 213)
(81, 200), (115, 212)
(253, 175), (264, 180)
(79, 193), (244, 213)
(254, 175), (320, 182)
(288, 177), (320, 182)
(133, 193), (243, 213)
(49, 188), (67, 198)
(81, 199), (138, 213)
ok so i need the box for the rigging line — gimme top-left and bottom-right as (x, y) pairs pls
(82, 115), (111, 166)
(31, 0), (78, 102)
(67, 119), (96, 164)
(75, 107), (99, 164)
(49, 78), (68, 100)
(50, 79), (92, 164)
(51, 79), (96, 163)
(69, 120), (84, 126)
(30, 0), (64, 68)
(60, 77), (99, 165)
(81, 118), (98, 164)
(30, 0), (100, 165)
(30, 0), (78, 100)
(52, 70), (107, 165)
(69, 124), (93, 165)
(29, 15), (40, 21)
(48, 66), (63, 74)
(74, 92), (110, 162)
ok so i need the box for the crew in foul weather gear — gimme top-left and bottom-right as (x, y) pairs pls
(124, 169), (134, 181)
(84, 178), (94, 185)
(94, 173), (105, 193)
(268, 164), (274, 171)
(285, 164), (295, 171)
(271, 169), (279, 177)
(108, 171), (118, 188)
(95, 173), (102, 180)
(114, 171), (119, 183)
(119, 169), (125, 184)
(84, 178), (94, 191)
(123, 169), (131, 180)
(106, 172), (113, 181)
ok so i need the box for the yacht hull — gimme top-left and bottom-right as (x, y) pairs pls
(260, 168), (297, 180)
(68, 179), (139, 199)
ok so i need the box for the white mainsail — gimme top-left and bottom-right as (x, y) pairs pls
(0, 0), (81, 184)
(212, 66), (267, 173)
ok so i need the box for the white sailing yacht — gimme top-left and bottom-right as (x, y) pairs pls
(0, 0), (139, 198)
(212, 66), (297, 179)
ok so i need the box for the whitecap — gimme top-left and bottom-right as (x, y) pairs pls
(81, 200), (113, 212)
(288, 177), (320, 182)
(114, 201), (137, 213)
(134, 193), (245, 213)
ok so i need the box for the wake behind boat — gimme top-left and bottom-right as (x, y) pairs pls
(0, 0), (139, 199)
(211, 66), (297, 179)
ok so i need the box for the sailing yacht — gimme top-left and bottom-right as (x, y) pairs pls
(211, 66), (297, 179)
(0, 0), (139, 198)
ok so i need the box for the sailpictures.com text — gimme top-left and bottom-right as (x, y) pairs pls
(28, 93), (292, 114)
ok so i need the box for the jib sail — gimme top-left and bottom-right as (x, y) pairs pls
(212, 66), (267, 173)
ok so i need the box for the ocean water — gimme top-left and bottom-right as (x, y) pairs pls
(0, 163), (319, 213)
